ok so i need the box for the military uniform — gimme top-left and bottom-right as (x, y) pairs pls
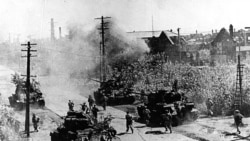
(92, 105), (99, 119)
(161, 112), (172, 133)
(125, 112), (133, 133)
(144, 108), (151, 126)
(68, 100), (74, 111)
(88, 95), (95, 110)
(32, 114), (39, 132)
(103, 95), (108, 111)
(81, 103), (88, 113)
(234, 110), (244, 134)
(206, 98), (213, 116)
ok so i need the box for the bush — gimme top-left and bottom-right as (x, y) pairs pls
(105, 53), (250, 116)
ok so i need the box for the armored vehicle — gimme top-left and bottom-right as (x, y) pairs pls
(93, 79), (136, 106)
(137, 90), (199, 126)
(8, 73), (45, 110)
(50, 111), (117, 141)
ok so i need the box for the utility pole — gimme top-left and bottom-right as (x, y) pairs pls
(95, 16), (111, 84)
(21, 42), (37, 137)
(152, 15), (154, 37)
(177, 28), (181, 63)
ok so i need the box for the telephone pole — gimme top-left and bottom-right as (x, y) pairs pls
(95, 16), (111, 83)
(21, 42), (37, 137)
(177, 28), (181, 62)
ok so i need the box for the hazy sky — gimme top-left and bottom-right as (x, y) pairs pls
(1, 0), (250, 42)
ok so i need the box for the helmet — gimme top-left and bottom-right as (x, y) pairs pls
(235, 110), (240, 114)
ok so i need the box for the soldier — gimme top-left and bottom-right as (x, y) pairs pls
(206, 98), (213, 116)
(68, 100), (74, 111)
(143, 108), (151, 126)
(234, 110), (244, 134)
(161, 110), (172, 133)
(81, 102), (89, 113)
(125, 111), (133, 133)
(88, 95), (95, 110)
(92, 105), (99, 119)
(102, 95), (108, 111)
(32, 113), (39, 132)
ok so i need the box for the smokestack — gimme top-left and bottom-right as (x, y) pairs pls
(229, 24), (233, 38)
(59, 27), (62, 39)
(196, 30), (198, 35)
(212, 30), (214, 34)
(51, 18), (55, 41)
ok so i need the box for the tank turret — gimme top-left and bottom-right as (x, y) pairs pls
(92, 78), (136, 106)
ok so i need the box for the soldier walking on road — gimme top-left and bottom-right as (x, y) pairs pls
(161, 110), (172, 133)
(88, 95), (95, 110)
(206, 98), (213, 116)
(32, 113), (40, 132)
(68, 100), (74, 111)
(144, 108), (151, 126)
(125, 111), (133, 133)
(234, 110), (244, 134)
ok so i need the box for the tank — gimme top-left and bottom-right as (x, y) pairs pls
(137, 90), (199, 126)
(50, 111), (117, 141)
(93, 79), (136, 106)
(8, 73), (45, 110)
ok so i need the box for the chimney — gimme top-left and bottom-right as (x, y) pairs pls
(59, 27), (62, 39)
(51, 18), (55, 41)
(229, 24), (233, 38)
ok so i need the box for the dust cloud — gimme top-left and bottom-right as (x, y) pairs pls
(0, 20), (149, 100)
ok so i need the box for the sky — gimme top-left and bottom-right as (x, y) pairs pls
(1, 0), (250, 42)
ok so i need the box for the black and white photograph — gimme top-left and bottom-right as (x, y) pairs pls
(0, 0), (250, 140)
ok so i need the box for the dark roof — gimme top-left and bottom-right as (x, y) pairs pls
(212, 28), (233, 45)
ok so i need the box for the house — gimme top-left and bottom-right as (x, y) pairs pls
(235, 29), (250, 60)
(211, 28), (236, 63)
(127, 30), (185, 62)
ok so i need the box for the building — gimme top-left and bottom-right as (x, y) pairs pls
(128, 30), (185, 62)
(211, 28), (236, 64)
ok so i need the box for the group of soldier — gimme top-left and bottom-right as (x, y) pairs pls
(68, 95), (100, 120)
(206, 98), (244, 134)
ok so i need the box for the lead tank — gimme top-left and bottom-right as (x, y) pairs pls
(137, 90), (199, 126)
(8, 73), (45, 110)
(50, 111), (117, 141)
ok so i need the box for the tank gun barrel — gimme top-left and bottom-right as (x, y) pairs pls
(89, 78), (102, 83)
